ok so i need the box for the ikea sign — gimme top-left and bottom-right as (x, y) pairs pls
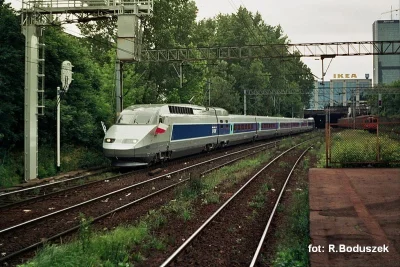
(333, 74), (358, 79)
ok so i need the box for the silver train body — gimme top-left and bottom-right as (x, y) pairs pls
(103, 104), (315, 166)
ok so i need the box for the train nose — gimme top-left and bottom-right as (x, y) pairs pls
(102, 124), (156, 157)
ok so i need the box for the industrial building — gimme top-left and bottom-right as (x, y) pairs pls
(373, 20), (400, 85)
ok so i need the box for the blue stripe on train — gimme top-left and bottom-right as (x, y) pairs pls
(218, 124), (230, 135)
(171, 124), (218, 141)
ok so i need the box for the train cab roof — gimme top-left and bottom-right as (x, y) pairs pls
(123, 104), (230, 117)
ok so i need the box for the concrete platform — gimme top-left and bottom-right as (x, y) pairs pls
(309, 168), (400, 267)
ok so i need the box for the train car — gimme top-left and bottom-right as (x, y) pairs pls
(103, 104), (315, 167)
(337, 115), (377, 132)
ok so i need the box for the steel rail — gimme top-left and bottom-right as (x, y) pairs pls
(0, 139), (283, 209)
(0, 168), (113, 197)
(249, 145), (312, 267)
(0, 137), (299, 263)
(0, 179), (188, 263)
(0, 140), (282, 234)
(0, 135), (314, 263)
(160, 139), (310, 267)
(0, 168), (139, 209)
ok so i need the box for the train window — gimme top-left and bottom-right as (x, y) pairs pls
(117, 112), (155, 125)
(220, 120), (223, 123)
(225, 120), (228, 123)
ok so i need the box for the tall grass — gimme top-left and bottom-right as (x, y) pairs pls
(0, 145), (110, 188)
(330, 130), (400, 167)
(271, 191), (310, 267)
(0, 149), (24, 188)
(22, 222), (149, 267)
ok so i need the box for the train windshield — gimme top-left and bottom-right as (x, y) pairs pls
(117, 111), (156, 125)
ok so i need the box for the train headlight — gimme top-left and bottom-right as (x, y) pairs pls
(122, 139), (138, 144)
(104, 138), (115, 143)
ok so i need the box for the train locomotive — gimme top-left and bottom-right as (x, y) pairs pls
(337, 115), (378, 132)
(103, 104), (315, 167)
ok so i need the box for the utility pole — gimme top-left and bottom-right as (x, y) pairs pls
(180, 62), (183, 89)
(57, 61), (73, 172)
(381, 6), (400, 20)
(115, 60), (123, 116)
(207, 78), (211, 106)
(244, 90), (247, 115)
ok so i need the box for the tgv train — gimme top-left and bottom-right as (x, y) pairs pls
(103, 104), (315, 166)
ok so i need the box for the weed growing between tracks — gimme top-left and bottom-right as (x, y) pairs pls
(270, 190), (310, 267)
(19, 133), (321, 266)
(21, 222), (150, 266)
(267, 148), (321, 266)
(20, 147), (275, 266)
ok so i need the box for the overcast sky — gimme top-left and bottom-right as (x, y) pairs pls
(195, 0), (400, 81)
(6, 0), (400, 81)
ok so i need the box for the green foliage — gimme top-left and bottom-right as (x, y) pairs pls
(191, 7), (314, 115)
(330, 130), (400, 167)
(0, 149), (23, 187)
(272, 191), (310, 267)
(181, 177), (205, 199)
(143, 0), (198, 48)
(143, 236), (166, 251)
(165, 197), (194, 222)
(367, 80), (400, 116)
(279, 138), (296, 149)
(143, 209), (167, 229)
(78, 213), (93, 252)
(35, 145), (109, 179)
(21, 224), (149, 267)
(0, 2), (25, 146)
(248, 183), (269, 209)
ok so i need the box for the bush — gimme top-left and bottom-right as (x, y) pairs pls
(0, 145), (110, 188)
(330, 130), (400, 167)
(0, 149), (24, 187)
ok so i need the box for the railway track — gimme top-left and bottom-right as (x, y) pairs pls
(159, 142), (312, 266)
(0, 167), (120, 209)
(0, 137), (288, 210)
(0, 137), (299, 264)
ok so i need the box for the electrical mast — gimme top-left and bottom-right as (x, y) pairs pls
(21, 0), (153, 181)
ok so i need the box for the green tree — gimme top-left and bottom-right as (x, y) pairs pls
(368, 80), (400, 117)
(38, 26), (111, 147)
(0, 0), (25, 147)
(194, 7), (314, 116)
